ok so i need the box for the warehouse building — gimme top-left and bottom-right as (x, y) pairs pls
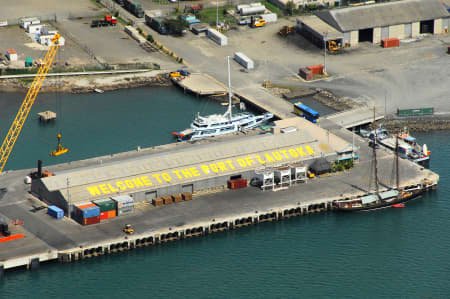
(31, 118), (351, 212)
(299, 0), (449, 47)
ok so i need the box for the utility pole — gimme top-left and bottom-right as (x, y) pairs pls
(66, 177), (71, 219)
(324, 33), (327, 69)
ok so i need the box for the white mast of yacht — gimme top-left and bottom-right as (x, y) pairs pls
(223, 56), (233, 120)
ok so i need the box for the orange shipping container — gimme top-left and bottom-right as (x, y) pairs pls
(382, 38), (399, 48)
(77, 203), (96, 210)
(107, 210), (116, 218)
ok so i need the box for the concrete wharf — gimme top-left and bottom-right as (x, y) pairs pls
(171, 73), (227, 96)
(0, 115), (438, 275)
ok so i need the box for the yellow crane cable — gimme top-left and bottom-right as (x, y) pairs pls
(0, 34), (60, 173)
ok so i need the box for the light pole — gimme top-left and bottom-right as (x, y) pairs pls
(323, 32), (327, 74)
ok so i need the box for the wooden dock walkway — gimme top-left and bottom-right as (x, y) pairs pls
(171, 73), (227, 96)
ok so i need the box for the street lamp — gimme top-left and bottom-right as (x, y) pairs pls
(323, 32), (328, 74)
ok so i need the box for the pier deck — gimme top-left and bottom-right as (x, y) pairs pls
(172, 73), (227, 96)
(0, 120), (438, 272)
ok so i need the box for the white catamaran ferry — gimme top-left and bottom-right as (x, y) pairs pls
(173, 57), (273, 141)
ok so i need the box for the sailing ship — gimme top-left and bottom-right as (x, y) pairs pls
(172, 57), (273, 141)
(334, 110), (423, 212)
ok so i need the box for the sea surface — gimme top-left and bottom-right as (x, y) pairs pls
(0, 88), (449, 298)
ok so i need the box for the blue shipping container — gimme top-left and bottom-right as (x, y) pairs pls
(48, 205), (64, 219)
(80, 206), (100, 218)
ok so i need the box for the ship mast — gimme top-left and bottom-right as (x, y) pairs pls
(223, 56), (232, 120)
(396, 134), (400, 190)
(373, 107), (380, 199)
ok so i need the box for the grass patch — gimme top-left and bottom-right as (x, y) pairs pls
(261, 1), (284, 16)
(90, 0), (105, 9)
(116, 16), (129, 26)
(198, 5), (237, 26)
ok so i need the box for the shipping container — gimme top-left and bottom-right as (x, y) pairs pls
(47, 205), (64, 219)
(83, 215), (100, 226)
(307, 65), (324, 75)
(124, 0), (144, 18)
(111, 195), (134, 208)
(117, 207), (134, 216)
(75, 203), (100, 219)
(107, 210), (117, 218)
(397, 107), (434, 117)
(260, 13), (277, 23)
(93, 198), (116, 212)
(172, 194), (183, 203)
(182, 192), (192, 201)
(207, 28), (227, 46)
(382, 38), (399, 48)
(228, 178), (248, 189)
(234, 52), (254, 69)
(152, 197), (164, 207)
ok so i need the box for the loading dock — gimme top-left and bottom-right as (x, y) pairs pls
(358, 28), (374, 43)
(420, 20), (434, 34)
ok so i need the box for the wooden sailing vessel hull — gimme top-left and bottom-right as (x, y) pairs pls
(334, 189), (423, 212)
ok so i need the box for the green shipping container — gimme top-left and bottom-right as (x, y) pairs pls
(93, 198), (116, 212)
(25, 57), (33, 67)
(397, 107), (433, 117)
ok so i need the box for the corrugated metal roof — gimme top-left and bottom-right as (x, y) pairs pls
(297, 15), (343, 40)
(315, 0), (450, 32)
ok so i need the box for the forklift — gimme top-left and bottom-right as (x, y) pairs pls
(123, 224), (134, 235)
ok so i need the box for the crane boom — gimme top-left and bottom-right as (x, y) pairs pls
(0, 34), (60, 174)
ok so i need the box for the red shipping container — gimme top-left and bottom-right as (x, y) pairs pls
(307, 64), (324, 75)
(83, 215), (100, 225)
(100, 211), (108, 220)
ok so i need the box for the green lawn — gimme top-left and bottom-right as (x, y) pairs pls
(262, 1), (284, 16)
(198, 5), (237, 26)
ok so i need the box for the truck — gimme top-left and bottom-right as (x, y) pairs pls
(148, 17), (168, 35)
(90, 15), (117, 28)
(124, 0), (144, 18)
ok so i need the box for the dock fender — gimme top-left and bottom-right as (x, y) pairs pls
(30, 258), (40, 270)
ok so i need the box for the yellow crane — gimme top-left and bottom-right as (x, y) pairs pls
(0, 33), (67, 174)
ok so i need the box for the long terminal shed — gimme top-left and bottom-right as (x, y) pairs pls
(0, 116), (439, 275)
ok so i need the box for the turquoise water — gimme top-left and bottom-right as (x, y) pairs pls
(0, 87), (228, 171)
(0, 89), (449, 297)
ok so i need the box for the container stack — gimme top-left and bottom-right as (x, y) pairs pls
(93, 198), (117, 221)
(47, 205), (64, 219)
(75, 203), (100, 225)
(382, 38), (399, 48)
(227, 178), (248, 189)
(111, 195), (134, 216)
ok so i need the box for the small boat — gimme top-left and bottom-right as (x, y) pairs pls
(392, 203), (406, 208)
(94, 88), (104, 93)
(173, 57), (273, 141)
(369, 127), (430, 166)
